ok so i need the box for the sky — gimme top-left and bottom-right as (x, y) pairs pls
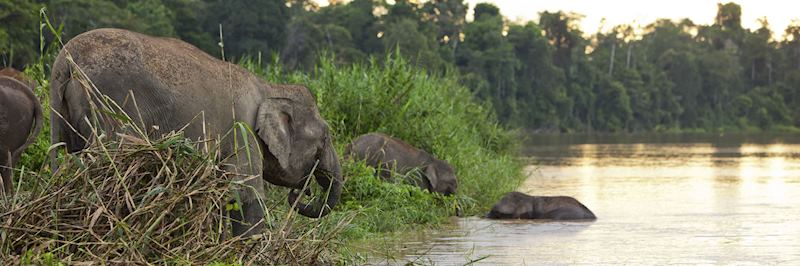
(464, 0), (799, 39)
(316, 0), (800, 40)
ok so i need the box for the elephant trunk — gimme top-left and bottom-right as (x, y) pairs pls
(287, 172), (341, 218)
(288, 137), (342, 218)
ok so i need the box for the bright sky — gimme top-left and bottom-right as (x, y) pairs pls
(466, 0), (800, 40)
(316, 1), (800, 40)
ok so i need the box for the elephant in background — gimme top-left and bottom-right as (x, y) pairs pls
(487, 192), (596, 220)
(50, 28), (342, 237)
(0, 68), (36, 90)
(346, 133), (458, 195)
(0, 76), (43, 196)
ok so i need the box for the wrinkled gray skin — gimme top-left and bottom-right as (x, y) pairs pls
(0, 76), (43, 196)
(486, 192), (596, 220)
(50, 28), (342, 237)
(346, 133), (457, 195)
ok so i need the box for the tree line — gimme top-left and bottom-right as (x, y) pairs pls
(2, 0), (800, 132)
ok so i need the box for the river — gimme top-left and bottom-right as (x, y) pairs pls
(384, 133), (800, 265)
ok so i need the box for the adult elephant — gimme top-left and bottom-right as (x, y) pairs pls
(0, 76), (43, 196)
(346, 133), (457, 195)
(50, 28), (342, 237)
(487, 192), (596, 220)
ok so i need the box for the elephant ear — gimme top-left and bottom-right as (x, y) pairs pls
(256, 99), (293, 171)
(424, 164), (439, 192)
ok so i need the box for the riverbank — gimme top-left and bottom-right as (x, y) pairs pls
(522, 124), (800, 135)
(241, 54), (528, 260)
(6, 30), (525, 262)
(381, 133), (800, 264)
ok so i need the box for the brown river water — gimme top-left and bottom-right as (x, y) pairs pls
(375, 133), (800, 265)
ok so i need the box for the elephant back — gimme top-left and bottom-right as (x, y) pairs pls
(54, 28), (266, 140)
(0, 68), (36, 89)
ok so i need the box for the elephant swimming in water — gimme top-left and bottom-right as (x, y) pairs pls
(487, 192), (596, 220)
(346, 133), (458, 195)
(0, 74), (43, 197)
(50, 28), (342, 237)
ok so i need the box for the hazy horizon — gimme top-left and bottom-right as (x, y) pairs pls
(316, 0), (800, 40)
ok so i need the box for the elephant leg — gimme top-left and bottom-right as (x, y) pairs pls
(10, 151), (22, 192)
(1, 150), (11, 195)
(224, 141), (267, 238)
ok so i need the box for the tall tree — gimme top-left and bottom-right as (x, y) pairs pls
(0, 0), (40, 68)
(420, 0), (467, 52)
(205, 0), (289, 59)
(506, 22), (567, 129)
(314, 0), (381, 55)
(162, 0), (216, 54)
(457, 3), (518, 122)
(48, 0), (132, 39)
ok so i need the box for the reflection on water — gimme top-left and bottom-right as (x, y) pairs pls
(386, 134), (800, 265)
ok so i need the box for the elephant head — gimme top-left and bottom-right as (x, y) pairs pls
(255, 85), (342, 218)
(424, 159), (458, 196)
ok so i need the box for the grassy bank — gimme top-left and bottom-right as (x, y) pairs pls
(244, 54), (525, 255)
(4, 24), (524, 262)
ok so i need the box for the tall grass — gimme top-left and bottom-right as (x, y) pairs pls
(2, 12), (349, 264)
(5, 12), (524, 262)
(4, 129), (352, 264)
(242, 53), (525, 240)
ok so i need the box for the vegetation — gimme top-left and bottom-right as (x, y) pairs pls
(242, 53), (520, 230)
(5, 0), (800, 133)
(3, 0), (799, 262)
(4, 131), (346, 264)
(2, 8), (522, 263)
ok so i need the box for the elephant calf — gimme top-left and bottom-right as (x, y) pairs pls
(487, 192), (596, 220)
(0, 76), (43, 196)
(346, 133), (457, 195)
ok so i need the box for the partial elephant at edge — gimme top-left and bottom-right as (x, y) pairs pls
(0, 75), (43, 197)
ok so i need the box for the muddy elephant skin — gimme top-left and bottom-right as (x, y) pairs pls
(487, 192), (596, 220)
(346, 133), (457, 195)
(50, 28), (342, 237)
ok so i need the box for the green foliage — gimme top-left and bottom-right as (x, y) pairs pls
(457, 4), (519, 124)
(381, 18), (444, 70)
(310, 54), (520, 235)
(161, 0), (216, 54)
(314, 0), (381, 55)
(242, 54), (522, 238)
(336, 161), (458, 236)
(0, 0), (41, 68)
(126, 0), (176, 36)
(5, 0), (800, 133)
(16, 9), (61, 174)
(205, 0), (289, 60)
(506, 22), (568, 129)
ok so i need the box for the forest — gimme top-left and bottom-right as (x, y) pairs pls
(2, 0), (800, 133)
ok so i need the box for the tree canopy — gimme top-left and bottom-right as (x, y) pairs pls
(3, 0), (800, 132)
